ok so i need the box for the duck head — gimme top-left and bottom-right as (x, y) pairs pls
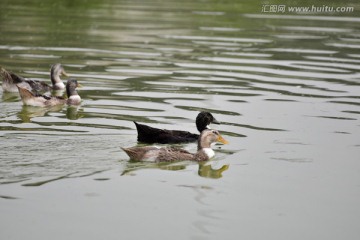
(50, 63), (68, 89)
(66, 79), (80, 96)
(66, 79), (81, 105)
(195, 111), (220, 132)
(197, 129), (228, 150)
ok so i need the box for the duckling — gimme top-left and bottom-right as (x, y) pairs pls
(1, 63), (68, 93)
(133, 111), (220, 144)
(17, 79), (81, 107)
(122, 129), (228, 162)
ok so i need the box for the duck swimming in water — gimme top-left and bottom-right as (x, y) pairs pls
(133, 111), (220, 144)
(17, 79), (81, 107)
(1, 63), (68, 93)
(122, 129), (228, 162)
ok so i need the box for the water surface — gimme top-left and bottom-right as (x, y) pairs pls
(0, 0), (359, 239)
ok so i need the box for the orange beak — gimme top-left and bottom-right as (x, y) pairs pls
(217, 134), (229, 144)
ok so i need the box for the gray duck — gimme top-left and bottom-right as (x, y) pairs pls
(1, 63), (68, 93)
(17, 79), (81, 107)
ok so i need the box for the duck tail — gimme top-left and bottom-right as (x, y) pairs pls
(133, 121), (146, 141)
(1, 67), (25, 84)
(1, 67), (13, 84)
(16, 84), (36, 103)
(133, 121), (161, 143)
(121, 147), (136, 159)
(133, 121), (140, 131)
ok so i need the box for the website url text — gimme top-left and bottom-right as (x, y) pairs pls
(261, 5), (354, 13)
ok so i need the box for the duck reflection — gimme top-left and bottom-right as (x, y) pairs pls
(121, 161), (229, 179)
(66, 105), (83, 120)
(18, 104), (64, 122)
(17, 104), (83, 122)
(198, 162), (229, 179)
(2, 91), (20, 102)
(52, 89), (66, 97)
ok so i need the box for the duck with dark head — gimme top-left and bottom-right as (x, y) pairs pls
(133, 111), (220, 144)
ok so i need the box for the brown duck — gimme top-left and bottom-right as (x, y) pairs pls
(122, 129), (228, 162)
(17, 79), (81, 107)
(1, 63), (68, 93)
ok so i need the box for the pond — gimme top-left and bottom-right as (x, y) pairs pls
(0, 0), (359, 239)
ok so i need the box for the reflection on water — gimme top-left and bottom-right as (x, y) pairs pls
(198, 163), (229, 179)
(66, 105), (84, 120)
(21, 169), (109, 187)
(18, 105), (64, 122)
(121, 161), (187, 176)
(15, 103), (83, 122)
(121, 160), (229, 179)
(1, 91), (20, 102)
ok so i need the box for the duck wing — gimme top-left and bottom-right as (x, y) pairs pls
(121, 145), (195, 162)
(157, 147), (194, 162)
(165, 130), (199, 143)
(17, 85), (48, 106)
(121, 146), (160, 161)
(25, 79), (52, 92)
(9, 72), (25, 84)
(17, 84), (65, 106)
(3, 70), (51, 93)
(1, 69), (25, 92)
(133, 121), (199, 144)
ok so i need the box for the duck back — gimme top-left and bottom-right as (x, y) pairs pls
(122, 146), (194, 162)
(26, 79), (52, 93)
(134, 121), (198, 144)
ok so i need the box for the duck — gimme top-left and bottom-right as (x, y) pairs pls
(16, 79), (81, 107)
(1, 63), (68, 93)
(122, 129), (228, 162)
(133, 111), (220, 144)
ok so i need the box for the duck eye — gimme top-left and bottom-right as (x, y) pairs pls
(212, 130), (218, 135)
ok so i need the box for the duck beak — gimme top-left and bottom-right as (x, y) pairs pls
(217, 134), (229, 144)
(77, 83), (83, 88)
(62, 70), (69, 77)
(212, 117), (220, 124)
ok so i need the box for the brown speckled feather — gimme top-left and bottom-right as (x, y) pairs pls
(17, 86), (66, 106)
(1, 64), (66, 93)
(122, 129), (229, 162)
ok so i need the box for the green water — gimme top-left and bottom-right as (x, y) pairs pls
(0, 0), (359, 239)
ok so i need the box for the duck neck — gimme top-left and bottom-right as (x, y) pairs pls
(66, 86), (78, 98)
(196, 120), (209, 133)
(197, 138), (211, 151)
(194, 146), (214, 161)
(51, 72), (64, 89)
